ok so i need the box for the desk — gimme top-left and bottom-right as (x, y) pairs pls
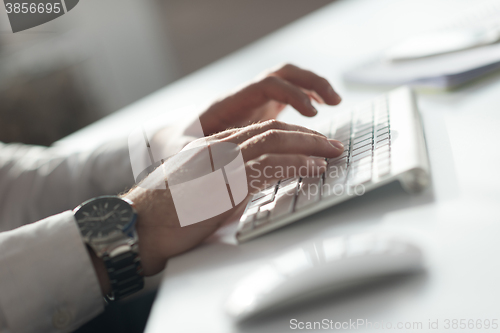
(57, 0), (500, 331)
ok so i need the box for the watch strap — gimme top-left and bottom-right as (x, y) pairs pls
(103, 245), (144, 301)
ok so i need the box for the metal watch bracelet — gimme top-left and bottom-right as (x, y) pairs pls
(103, 241), (144, 302)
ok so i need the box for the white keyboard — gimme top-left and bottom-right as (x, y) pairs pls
(236, 86), (430, 242)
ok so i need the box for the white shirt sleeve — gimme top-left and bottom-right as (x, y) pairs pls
(0, 211), (103, 333)
(0, 127), (195, 332)
(0, 139), (135, 232)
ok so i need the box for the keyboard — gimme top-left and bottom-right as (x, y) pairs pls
(236, 86), (430, 242)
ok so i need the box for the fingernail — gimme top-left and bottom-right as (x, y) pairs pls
(328, 139), (344, 152)
(310, 157), (327, 168)
(327, 86), (341, 103)
(305, 97), (318, 116)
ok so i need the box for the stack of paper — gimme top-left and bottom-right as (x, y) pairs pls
(344, 43), (500, 89)
(344, 0), (500, 89)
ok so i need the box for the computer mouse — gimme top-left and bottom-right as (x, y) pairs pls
(225, 233), (424, 321)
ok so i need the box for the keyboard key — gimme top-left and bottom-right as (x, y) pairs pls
(269, 180), (299, 219)
(376, 137), (389, 147)
(376, 125), (390, 133)
(351, 148), (372, 160)
(259, 199), (276, 211)
(295, 177), (322, 210)
(353, 126), (373, 137)
(239, 219), (254, 233)
(337, 136), (351, 146)
(255, 210), (270, 225)
(323, 161), (347, 196)
(375, 115), (389, 123)
(375, 144), (390, 155)
(322, 182), (346, 197)
(325, 163), (347, 181)
(375, 149), (390, 160)
(240, 213), (254, 224)
(350, 155), (372, 169)
(348, 168), (372, 186)
(340, 139), (351, 149)
(352, 140), (372, 152)
(248, 191), (275, 209)
(329, 155), (347, 166)
(279, 177), (299, 189)
(376, 141), (390, 150)
(268, 195), (294, 219)
(376, 132), (390, 143)
(329, 154), (348, 166)
(353, 132), (372, 145)
(245, 206), (259, 216)
(354, 121), (372, 132)
(376, 162), (391, 177)
(251, 185), (276, 202)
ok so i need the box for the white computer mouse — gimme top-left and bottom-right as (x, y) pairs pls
(225, 233), (424, 321)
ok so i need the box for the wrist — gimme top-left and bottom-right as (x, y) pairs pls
(125, 189), (169, 277)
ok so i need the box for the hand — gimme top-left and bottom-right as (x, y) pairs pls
(198, 64), (341, 135)
(125, 120), (344, 276)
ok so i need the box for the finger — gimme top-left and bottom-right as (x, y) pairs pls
(272, 64), (341, 105)
(220, 119), (326, 145)
(240, 130), (344, 161)
(247, 76), (319, 117)
(246, 154), (327, 193)
(207, 127), (241, 140)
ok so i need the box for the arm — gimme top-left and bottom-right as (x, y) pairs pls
(0, 212), (104, 333)
(0, 140), (134, 231)
(0, 64), (341, 332)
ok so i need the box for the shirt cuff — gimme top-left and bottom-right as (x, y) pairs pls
(0, 211), (104, 333)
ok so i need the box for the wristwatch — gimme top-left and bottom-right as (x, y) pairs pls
(73, 196), (144, 301)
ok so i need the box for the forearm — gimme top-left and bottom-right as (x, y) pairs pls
(0, 140), (135, 231)
(0, 212), (104, 332)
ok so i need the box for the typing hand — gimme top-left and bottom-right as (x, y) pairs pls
(124, 120), (344, 276)
(198, 64), (341, 135)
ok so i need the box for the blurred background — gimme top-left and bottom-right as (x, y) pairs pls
(0, 0), (335, 146)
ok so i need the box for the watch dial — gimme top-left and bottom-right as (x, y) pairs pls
(75, 197), (135, 239)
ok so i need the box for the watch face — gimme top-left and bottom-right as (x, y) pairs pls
(74, 196), (136, 240)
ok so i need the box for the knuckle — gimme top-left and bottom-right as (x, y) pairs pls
(263, 119), (284, 130)
(258, 154), (274, 166)
(297, 155), (309, 165)
(319, 76), (329, 86)
(261, 75), (280, 86)
(262, 129), (282, 144)
(309, 133), (325, 146)
(279, 63), (294, 72)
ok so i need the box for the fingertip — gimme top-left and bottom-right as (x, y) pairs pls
(310, 157), (327, 168)
(311, 106), (318, 116)
(300, 106), (318, 117)
(307, 157), (327, 177)
(328, 139), (344, 155)
(326, 86), (342, 105)
(333, 94), (342, 105)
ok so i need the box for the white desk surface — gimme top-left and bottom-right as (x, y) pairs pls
(58, 0), (500, 331)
